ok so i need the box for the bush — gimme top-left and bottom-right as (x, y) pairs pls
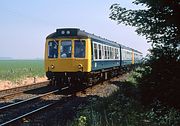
(139, 57), (180, 109)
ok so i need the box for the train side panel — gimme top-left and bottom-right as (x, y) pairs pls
(91, 39), (121, 71)
(134, 51), (143, 64)
(121, 47), (133, 66)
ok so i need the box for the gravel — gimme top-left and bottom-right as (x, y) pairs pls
(23, 73), (130, 126)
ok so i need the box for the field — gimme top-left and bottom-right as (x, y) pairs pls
(0, 60), (44, 82)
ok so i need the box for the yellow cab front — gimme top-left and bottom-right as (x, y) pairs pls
(44, 38), (91, 74)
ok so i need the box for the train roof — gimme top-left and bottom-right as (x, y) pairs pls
(46, 28), (119, 46)
(46, 28), (142, 54)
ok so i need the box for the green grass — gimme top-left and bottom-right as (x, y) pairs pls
(0, 60), (44, 82)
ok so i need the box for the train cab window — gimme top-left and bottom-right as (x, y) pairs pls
(98, 44), (102, 59)
(94, 43), (98, 59)
(74, 40), (85, 58)
(60, 40), (72, 58)
(48, 41), (58, 58)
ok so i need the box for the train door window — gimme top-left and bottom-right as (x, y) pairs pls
(94, 43), (98, 59)
(74, 40), (85, 58)
(115, 48), (118, 59)
(48, 40), (58, 58)
(98, 44), (102, 59)
(60, 40), (72, 58)
(105, 46), (107, 59)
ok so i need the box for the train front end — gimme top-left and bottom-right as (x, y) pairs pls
(44, 28), (92, 86)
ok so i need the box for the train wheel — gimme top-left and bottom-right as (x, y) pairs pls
(49, 77), (56, 86)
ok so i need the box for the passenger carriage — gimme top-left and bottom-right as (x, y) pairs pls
(44, 28), (142, 87)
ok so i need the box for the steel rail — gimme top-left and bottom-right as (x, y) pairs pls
(0, 87), (71, 126)
(0, 81), (50, 99)
(0, 89), (59, 111)
(0, 101), (58, 126)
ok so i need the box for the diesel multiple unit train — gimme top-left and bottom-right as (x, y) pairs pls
(44, 28), (142, 87)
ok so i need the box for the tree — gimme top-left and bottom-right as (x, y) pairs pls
(110, 0), (180, 108)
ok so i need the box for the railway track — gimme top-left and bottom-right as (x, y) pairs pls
(0, 76), (121, 126)
(0, 87), (70, 126)
(0, 80), (57, 126)
(0, 81), (50, 99)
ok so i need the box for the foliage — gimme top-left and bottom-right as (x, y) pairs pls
(139, 60), (180, 108)
(110, 0), (180, 55)
(126, 67), (146, 85)
(110, 0), (180, 108)
(73, 116), (87, 126)
(0, 60), (44, 82)
(71, 69), (180, 126)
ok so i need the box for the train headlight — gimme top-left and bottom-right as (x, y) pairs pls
(61, 30), (65, 34)
(78, 64), (83, 71)
(66, 30), (70, 34)
(51, 65), (55, 69)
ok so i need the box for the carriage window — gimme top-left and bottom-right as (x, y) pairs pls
(127, 51), (129, 60)
(74, 40), (85, 58)
(48, 41), (58, 58)
(60, 40), (72, 58)
(102, 45), (104, 59)
(105, 46), (107, 59)
(99, 44), (102, 59)
(107, 47), (110, 59)
(127, 51), (131, 60)
(94, 43), (98, 59)
(110, 47), (112, 59)
(117, 49), (120, 59)
(112, 48), (115, 59)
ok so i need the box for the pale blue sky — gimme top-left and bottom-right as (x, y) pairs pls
(0, 0), (150, 59)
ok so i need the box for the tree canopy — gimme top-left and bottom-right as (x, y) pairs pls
(110, 0), (180, 60)
(110, 0), (180, 108)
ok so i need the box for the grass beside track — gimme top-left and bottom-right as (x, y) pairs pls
(70, 67), (180, 126)
(0, 60), (44, 82)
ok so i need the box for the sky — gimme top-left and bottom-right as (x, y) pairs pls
(0, 0), (150, 59)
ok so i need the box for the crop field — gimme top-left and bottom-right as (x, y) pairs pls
(0, 60), (44, 81)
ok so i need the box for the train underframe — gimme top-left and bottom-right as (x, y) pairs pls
(46, 65), (136, 89)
